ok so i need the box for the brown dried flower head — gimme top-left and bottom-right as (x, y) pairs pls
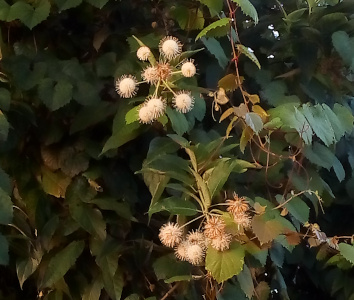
(233, 212), (252, 228)
(226, 193), (249, 216)
(210, 232), (232, 252)
(203, 216), (226, 239)
(156, 62), (172, 81)
(187, 230), (206, 249)
(159, 222), (183, 248)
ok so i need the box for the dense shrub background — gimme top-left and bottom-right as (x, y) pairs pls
(1, 0), (354, 299)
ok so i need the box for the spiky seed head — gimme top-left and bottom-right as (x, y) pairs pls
(159, 36), (182, 60)
(145, 96), (166, 119)
(210, 233), (232, 251)
(138, 105), (153, 124)
(159, 222), (183, 248)
(203, 216), (226, 239)
(233, 212), (252, 228)
(226, 193), (249, 216)
(137, 46), (151, 61)
(173, 91), (194, 113)
(187, 230), (206, 249)
(186, 243), (204, 265)
(175, 240), (189, 261)
(142, 66), (159, 84)
(181, 60), (196, 77)
(115, 75), (138, 98)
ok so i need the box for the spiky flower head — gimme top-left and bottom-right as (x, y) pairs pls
(142, 66), (158, 84)
(187, 230), (206, 249)
(234, 212), (252, 229)
(203, 216), (226, 239)
(145, 96), (166, 119)
(115, 75), (138, 98)
(159, 36), (182, 60)
(137, 46), (151, 61)
(159, 222), (183, 248)
(210, 232), (232, 252)
(156, 62), (172, 81)
(138, 105), (153, 124)
(181, 59), (196, 77)
(186, 243), (204, 265)
(175, 240), (189, 261)
(226, 193), (249, 216)
(173, 91), (194, 113)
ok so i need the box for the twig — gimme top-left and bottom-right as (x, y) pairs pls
(161, 282), (181, 300)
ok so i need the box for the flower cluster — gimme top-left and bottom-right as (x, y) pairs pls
(158, 223), (206, 265)
(226, 193), (252, 229)
(115, 36), (198, 124)
(204, 216), (232, 251)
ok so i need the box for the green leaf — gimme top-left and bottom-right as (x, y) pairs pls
(245, 112), (263, 134)
(205, 242), (245, 283)
(255, 281), (270, 300)
(125, 106), (139, 124)
(5, 0), (50, 29)
(237, 45), (260, 69)
(95, 52), (117, 77)
(338, 243), (354, 265)
(41, 241), (85, 288)
(276, 195), (309, 224)
(190, 92), (206, 122)
(172, 6), (204, 30)
(269, 242), (285, 268)
(153, 254), (192, 282)
(149, 196), (198, 216)
(41, 167), (71, 198)
(196, 18), (230, 40)
(333, 103), (354, 134)
(237, 264), (254, 299)
(73, 81), (100, 106)
(101, 103), (142, 154)
(0, 234), (9, 265)
(0, 110), (9, 141)
(54, 0), (82, 11)
(82, 276), (103, 300)
(16, 253), (41, 288)
(39, 79), (73, 111)
(198, 0), (223, 16)
(251, 215), (284, 245)
(231, 0), (259, 24)
(200, 37), (229, 69)
(205, 158), (235, 199)
(0, 88), (10, 111)
(332, 31), (354, 67)
(166, 106), (190, 136)
(0, 187), (12, 225)
(0, 168), (10, 194)
(91, 198), (134, 221)
(85, 0), (109, 9)
(100, 265), (123, 300)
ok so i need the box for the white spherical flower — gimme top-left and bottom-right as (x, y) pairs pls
(159, 36), (182, 60)
(186, 244), (204, 265)
(142, 66), (158, 84)
(145, 97), (166, 119)
(175, 240), (189, 261)
(181, 60), (196, 77)
(138, 105), (153, 124)
(173, 91), (194, 113)
(159, 222), (183, 248)
(137, 46), (151, 61)
(234, 212), (252, 228)
(115, 75), (138, 98)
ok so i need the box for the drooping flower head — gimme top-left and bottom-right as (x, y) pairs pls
(159, 36), (182, 60)
(138, 105), (154, 124)
(226, 193), (249, 216)
(159, 222), (183, 248)
(142, 66), (158, 84)
(181, 59), (196, 77)
(115, 75), (138, 98)
(203, 215), (226, 239)
(145, 96), (166, 119)
(173, 91), (194, 113)
(210, 232), (232, 252)
(175, 240), (189, 261)
(137, 46), (151, 61)
(186, 243), (205, 265)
